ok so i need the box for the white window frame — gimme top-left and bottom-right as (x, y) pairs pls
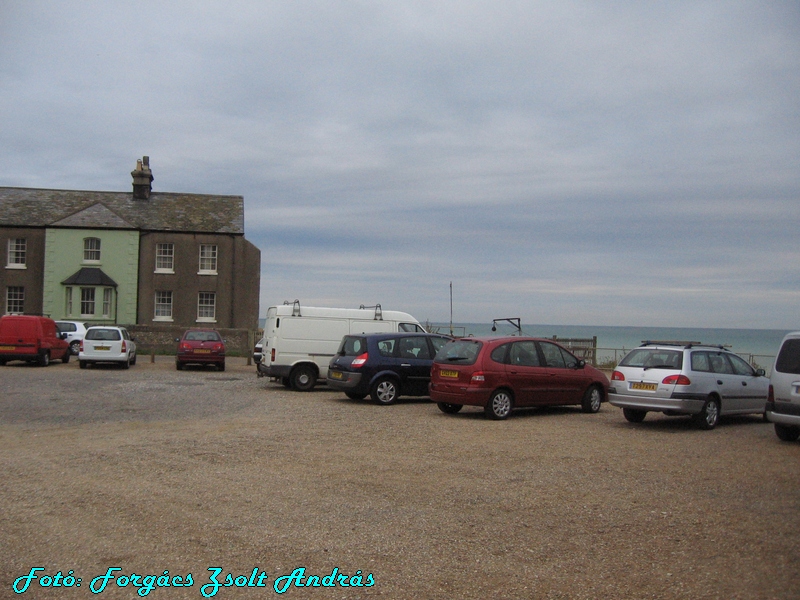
(154, 290), (173, 322)
(197, 292), (216, 323)
(6, 238), (26, 269)
(198, 244), (218, 275)
(80, 287), (96, 316)
(83, 238), (101, 263)
(102, 288), (112, 318)
(155, 243), (174, 273)
(6, 286), (24, 314)
(65, 287), (73, 316)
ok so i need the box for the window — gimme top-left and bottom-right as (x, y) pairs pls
(155, 243), (174, 272)
(154, 291), (173, 321)
(399, 337), (431, 360)
(65, 287), (73, 316)
(80, 288), (95, 316)
(199, 244), (217, 274)
(83, 238), (101, 262)
(102, 288), (112, 318)
(510, 341), (541, 367)
(6, 286), (24, 314)
(7, 238), (26, 268)
(197, 292), (216, 322)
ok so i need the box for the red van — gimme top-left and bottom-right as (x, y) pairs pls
(0, 315), (71, 366)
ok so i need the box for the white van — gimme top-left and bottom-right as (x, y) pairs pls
(766, 331), (800, 442)
(258, 301), (425, 390)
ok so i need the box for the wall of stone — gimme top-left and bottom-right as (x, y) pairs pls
(126, 323), (257, 357)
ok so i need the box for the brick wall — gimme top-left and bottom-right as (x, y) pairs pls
(126, 324), (257, 356)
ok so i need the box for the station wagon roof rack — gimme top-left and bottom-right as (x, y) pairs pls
(639, 340), (726, 350)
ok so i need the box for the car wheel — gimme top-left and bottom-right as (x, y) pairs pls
(694, 396), (720, 430)
(176, 361), (183, 370)
(79, 360), (87, 369)
(38, 351), (50, 367)
(122, 357), (130, 369)
(290, 366), (317, 391)
(61, 350), (70, 364)
(623, 408), (647, 423)
(581, 385), (602, 413)
(130, 353), (136, 366)
(774, 423), (800, 442)
(69, 341), (80, 355)
(0, 359), (6, 366)
(345, 392), (367, 400)
(437, 402), (463, 414)
(371, 377), (399, 405)
(485, 390), (513, 420)
(218, 362), (225, 372)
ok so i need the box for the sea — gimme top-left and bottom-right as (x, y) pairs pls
(426, 322), (793, 369)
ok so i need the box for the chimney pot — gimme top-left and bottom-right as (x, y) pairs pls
(131, 156), (154, 200)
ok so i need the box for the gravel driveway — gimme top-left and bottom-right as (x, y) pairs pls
(1, 357), (798, 599)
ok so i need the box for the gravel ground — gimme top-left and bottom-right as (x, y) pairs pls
(1, 356), (799, 599)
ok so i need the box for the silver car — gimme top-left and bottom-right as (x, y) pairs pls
(609, 342), (769, 429)
(79, 326), (137, 369)
(766, 331), (800, 442)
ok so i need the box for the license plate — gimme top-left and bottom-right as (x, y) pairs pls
(0, 345), (15, 352)
(95, 346), (111, 351)
(631, 382), (658, 391)
(440, 369), (459, 378)
(329, 371), (343, 380)
(194, 349), (211, 354)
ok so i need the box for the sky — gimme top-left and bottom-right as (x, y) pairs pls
(1, 1), (799, 329)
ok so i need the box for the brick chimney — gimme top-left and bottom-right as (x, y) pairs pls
(131, 156), (154, 200)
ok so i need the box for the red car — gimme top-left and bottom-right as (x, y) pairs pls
(430, 336), (609, 419)
(175, 329), (226, 371)
(0, 315), (70, 366)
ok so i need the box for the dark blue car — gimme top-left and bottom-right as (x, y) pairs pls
(327, 332), (451, 404)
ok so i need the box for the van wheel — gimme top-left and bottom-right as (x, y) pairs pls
(291, 366), (316, 391)
(775, 423), (800, 442)
(581, 385), (602, 413)
(38, 351), (50, 367)
(371, 378), (399, 405)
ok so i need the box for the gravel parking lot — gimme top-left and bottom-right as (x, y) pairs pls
(1, 356), (799, 599)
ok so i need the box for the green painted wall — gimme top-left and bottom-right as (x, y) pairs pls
(42, 228), (139, 324)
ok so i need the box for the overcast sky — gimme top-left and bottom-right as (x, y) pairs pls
(1, 1), (798, 329)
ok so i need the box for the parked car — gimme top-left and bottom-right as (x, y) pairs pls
(176, 329), (226, 371)
(253, 336), (264, 369)
(79, 326), (136, 369)
(766, 331), (800, 442)
(0, 314), (70, 366)
(609, 342), (769, 429)
(429, 336), (609, 419)
(327, 332), (451, 404)
(55, 320), (89, 355)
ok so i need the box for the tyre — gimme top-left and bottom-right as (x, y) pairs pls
(130, 353), (136, 366)
(774, 423), (800, 442)
(345, 392), (367, 400)
(623, 408), (647, 423)
(694, 396), (720, 430)
(581, 385), (602, 413)
(61, 350), (70, 364)
(371, 377), (399, 405)
(38, 351), (50, 367)
(281, 377), (291, 388)
(290, 366), (317, 391)
(437, 402), (463, 414)
(176, 361), (183, 370)
(122, 358), (130, 369)
(69, 341), (80, 355)
(218, 362), (225, 372)
(485, 390), (513, 420)
(79, 360), (87, 369)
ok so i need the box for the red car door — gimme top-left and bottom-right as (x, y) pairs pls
(537, 341), (585, 404)
(504, 341), (550, 406)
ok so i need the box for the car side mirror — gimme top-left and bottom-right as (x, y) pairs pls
(130, 336), (136, 342)
(61, 332), (69, 340)
(576, 359), (586, 369)
(175, 338), (180, 342)
(756, 368), (766, 377)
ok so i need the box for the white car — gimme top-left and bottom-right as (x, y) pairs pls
(55, 321), (89, 355)
(766, 331), (800, 442)
(609, 342), (769, 429)
(79, 326), (137, 369)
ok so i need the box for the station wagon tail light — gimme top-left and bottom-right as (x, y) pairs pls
(470, 371), (486, 384)
(611, 370), (625, 381)
(662, 374), (691, 385)
(121, 340), (127, 353)
(79, 340), (84, 352)
(768, 384), (774, 402)
(351, 352), (369, 368)
(271, 348), (276, 362)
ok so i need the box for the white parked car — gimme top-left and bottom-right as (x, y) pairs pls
(55, 321), (89, 355)
(766, 331), (800, 442)
(79, 326), (137, 369)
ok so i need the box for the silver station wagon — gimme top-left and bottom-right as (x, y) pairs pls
(79, 326), (137, 369)
(609, 342), (769, 429)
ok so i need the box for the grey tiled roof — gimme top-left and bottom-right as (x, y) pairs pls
(0, 187), (245, 234)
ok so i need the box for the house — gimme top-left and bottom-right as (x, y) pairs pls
(0, 157), (261, 337)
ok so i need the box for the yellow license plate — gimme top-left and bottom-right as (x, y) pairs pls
(631, 382), (658, 391)
(329, 371), (343, 380)
(440, 369), (459, 378)
(95, 346), (111, 351)
(194, 349), (211, 354)
(0, 345), (15, 351)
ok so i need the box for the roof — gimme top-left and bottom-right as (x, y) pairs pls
(0, 187), (244, 234)
(61, 267), (118, 287)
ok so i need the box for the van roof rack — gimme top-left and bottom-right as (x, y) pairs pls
(359, 304), (383, 320)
